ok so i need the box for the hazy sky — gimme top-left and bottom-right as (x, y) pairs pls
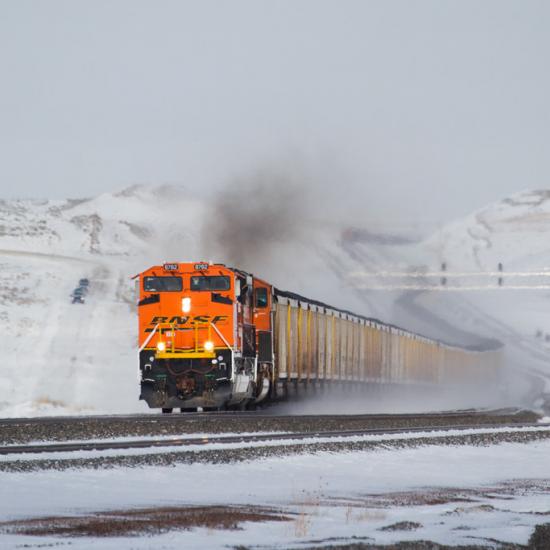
(0, 0), (549, 222)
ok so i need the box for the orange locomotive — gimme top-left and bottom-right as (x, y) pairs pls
(137, 262), (273, 412)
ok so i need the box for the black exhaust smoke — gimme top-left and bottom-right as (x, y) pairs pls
(202, 167), (308, 273)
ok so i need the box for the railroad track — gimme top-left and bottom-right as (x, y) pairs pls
(0, 407), (528, 426)
(2, 421), (548, 456)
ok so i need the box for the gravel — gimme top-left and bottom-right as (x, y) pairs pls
(0, 409), (539, 446)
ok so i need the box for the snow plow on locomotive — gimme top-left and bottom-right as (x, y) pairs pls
(136, 262), (501, 412)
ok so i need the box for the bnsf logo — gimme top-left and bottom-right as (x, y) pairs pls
(144, 315), (228, 332)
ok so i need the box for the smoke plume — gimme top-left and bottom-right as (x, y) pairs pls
(202, 167), (310, 274)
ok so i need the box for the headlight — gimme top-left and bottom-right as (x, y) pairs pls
(204, 340), (214, 352)
(182, 297), (191, 313)
(157, 341), (166, 352)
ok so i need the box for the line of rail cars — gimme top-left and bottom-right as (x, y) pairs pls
(136, 262), (501, 412)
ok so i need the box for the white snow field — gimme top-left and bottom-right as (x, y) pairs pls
(1, 439), (549, 549)
(1, 185), (550, 415)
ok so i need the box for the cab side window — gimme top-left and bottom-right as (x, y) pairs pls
(255, 287), (268, 308)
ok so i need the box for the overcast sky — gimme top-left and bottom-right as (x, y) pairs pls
(0, 0), (548, 222)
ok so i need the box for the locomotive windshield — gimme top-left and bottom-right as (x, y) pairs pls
(143, 276), (183, 292)
(190, 276), (230, 291)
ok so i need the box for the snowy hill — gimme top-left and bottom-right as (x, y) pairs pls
(0, 184), (205, 259)
(1, 186), (550, 417)
(426, 189), (550, 272)
(327, 190), (550, 408)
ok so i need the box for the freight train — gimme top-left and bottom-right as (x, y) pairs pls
(136, 262), (501, 412)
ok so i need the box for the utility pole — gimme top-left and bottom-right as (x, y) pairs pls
(440, 262), (447, 286)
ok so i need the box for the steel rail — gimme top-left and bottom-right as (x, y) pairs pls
(1, 422), (547, 456)
(0, 408), (527, 427)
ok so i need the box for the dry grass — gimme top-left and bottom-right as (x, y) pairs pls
(344, 505), (387, 523)
(293, 510), (311, 538)
(0, 505), (290, 538)
(33, 397), (67, 408)
(325, 480), (550, 510)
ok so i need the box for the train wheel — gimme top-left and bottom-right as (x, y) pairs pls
(161, 408), (173, 414)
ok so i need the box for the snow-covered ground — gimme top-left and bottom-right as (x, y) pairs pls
(1, 439), (549, 548)
(2, 185), (550, 416)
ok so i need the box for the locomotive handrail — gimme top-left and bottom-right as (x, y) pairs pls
(150, 321), (233, 359)
(159, 321), (211, 353)
(139, 323), (159, 353)
(210, 321), (234, 352)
